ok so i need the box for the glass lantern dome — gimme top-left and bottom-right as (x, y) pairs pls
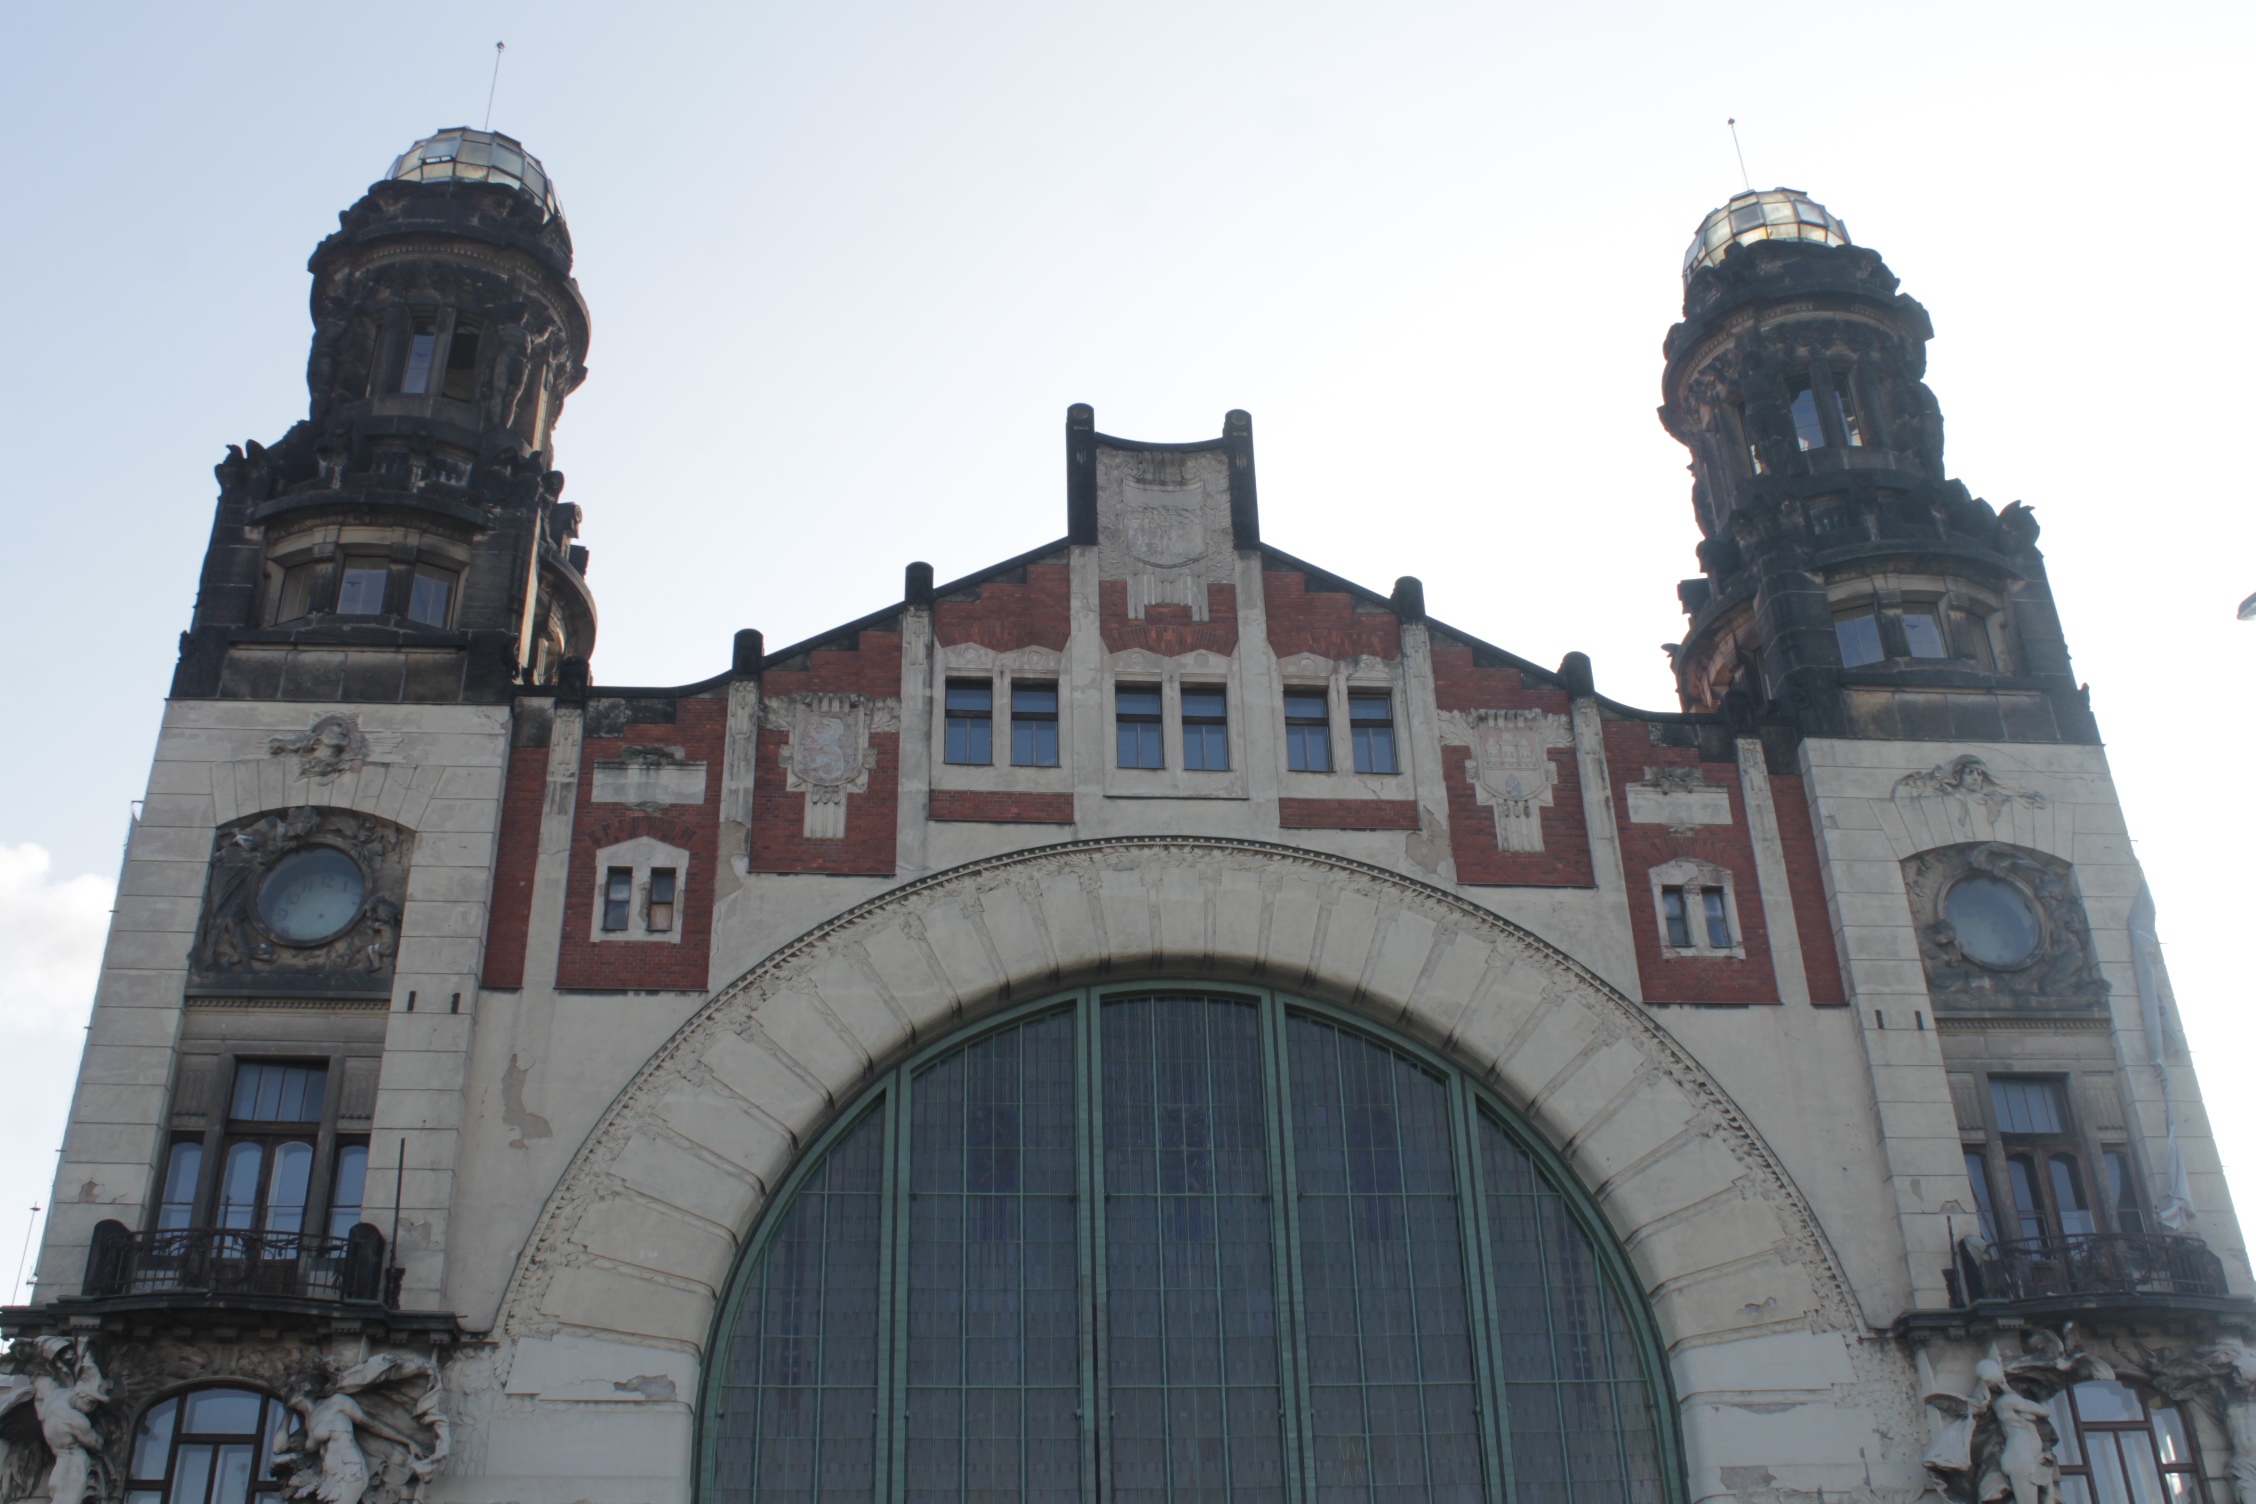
(1683, 187), (1849, 280)
(386, 128), (562, 220)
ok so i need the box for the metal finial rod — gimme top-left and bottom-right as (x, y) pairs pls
(484, 42), (506, 131)
(1727, 117), (1753, 193)
(13, 1203), (40, 1303)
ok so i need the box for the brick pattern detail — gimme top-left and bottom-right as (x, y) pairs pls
(929, 790), (1076, 824)
(1770, 772), (1848, 1005)
(1099, 581), (1238, 657)
(749, 632), (904, 876)
(479, 744), (549, 989)
(934, 562), (1071, 651)
(1263, 570), (1400, 661)
(1606, 728), (1781, 1006)
(1277, 798), (1421, 830)
(557, 698), (726, 991)
(1429, 638), (1591, 886)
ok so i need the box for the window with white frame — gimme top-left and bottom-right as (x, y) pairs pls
(589, 836), (690, 944)
(1647, 857), (1744, 958)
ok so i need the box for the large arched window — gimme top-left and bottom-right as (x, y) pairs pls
(706, 986), (1679, 1504)
(125, 1386), (287, 1504)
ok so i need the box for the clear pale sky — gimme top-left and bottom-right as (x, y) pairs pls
(0, 0), (2248, 1294)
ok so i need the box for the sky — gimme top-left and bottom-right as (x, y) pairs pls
(0, 0), (2249, 1298)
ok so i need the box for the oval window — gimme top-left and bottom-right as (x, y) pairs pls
(257, 847), (366, 944)
(1945, 874), (2041, 968)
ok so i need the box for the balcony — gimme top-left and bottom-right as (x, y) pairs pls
(1949, 1232), (2229, 1307)
(80, 1220), (396, 1306)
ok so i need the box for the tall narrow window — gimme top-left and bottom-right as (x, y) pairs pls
(407, 566), (455, 627)
(2050, 1155), (2096, 1236)
(1835, 610), (1884, 666)
(157, 1140), (203, 1232)
(441, 317), (483, 401)
(1829, 370), (1865, 447)
(327, 1141), (368, 1239)
(335, 561), (389, 616)
(1964, 1149), (1999, 1244)
(943, 680), (992, 765)
(1701, 889), (1732, 949)
(2105, 1149), (2145, 1234)
(262, 1142), (313, 1235)
(647, 869), (676, 933)
(1181, 686), (1228, 770)
(272, 562), (321, 623)
(1662, 888), (1692, 949)
(1901, 609), (1949, 658)
(1116, 684), (1163, 769)
(398, 311), (439, 394)
(1953, 610), (1999, 670)
(1284, 690), (1331, 772)
(1010, 681), (1059, 767)
(602, 868), (633, 931)
(1350, 691), (1398, 773)
(1787, 373), (1828, 450)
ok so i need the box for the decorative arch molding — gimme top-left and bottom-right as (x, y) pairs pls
(498, 837), (1866, 1383)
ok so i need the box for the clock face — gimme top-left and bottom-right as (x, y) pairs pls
(257, 847), (367, 945)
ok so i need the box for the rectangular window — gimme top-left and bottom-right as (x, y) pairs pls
(326, 1141), (369, 1239)
(1953, 610), (1998, 670)
(441, 317), (483, 401)
(1010, 682), (1059, 767)
(602, 867), (633, 931)
(231, 1062), (327, 1122)
(273, 561), (320, 623)
(1788, 373), (1828, 450)
(158, 1139), (203, 1232)
(647, 868), (677, 933)
(1835, 610), (1884, 666)
(1661, 887), (1692, 948)
(1991, 1077), (2069, 1136)
(944, 680), (993, 765)
(1901, 609), (1949, 658)
(1181, 686), (1228, 771)
(1350, 692), (1398, 773)
(398, 311), (439, 394)
(1964, 1149), (1999, 1244)
(335, 562), (389, 616)
(2005, 1153), (2047, 1241)
(1830, 370), (1865, 447)
(407, 566), (455, 627)
(1116, 684), (1163, 769)
(1701, 889), (1732, 948)
(2104, 1149), (2145, 1234)
(1284, 690), (1331, 772)
(2049, 1154), (2096, 1236)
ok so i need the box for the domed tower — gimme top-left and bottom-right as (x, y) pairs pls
(1662, 188), (2095, 745)
(171, 128), (598, 704)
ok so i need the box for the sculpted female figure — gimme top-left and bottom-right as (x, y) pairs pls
(282, 1377), (425, 1504)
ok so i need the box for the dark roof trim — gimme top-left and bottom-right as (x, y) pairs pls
(1093, 431), (1227, 454)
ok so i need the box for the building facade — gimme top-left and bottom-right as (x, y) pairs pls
(3, 139), (2248, 1504)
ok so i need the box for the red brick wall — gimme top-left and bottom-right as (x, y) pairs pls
(1277, 798), (1421, 830)
(1606, 729), (1782, 1005)
(1771, 772), (1848, 1005)
(1263, 570), (1400, 661)
(929, 790), (1075, 824)
(934, 561), (1071, 652)
(748, 632), (903, 876)
(1430, 638), (1590, 886)
(1099, 581), (1238, 657)
(479, 743), (550, 989)
(556, 698), (726, 991)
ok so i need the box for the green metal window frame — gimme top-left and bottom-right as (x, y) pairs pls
(701, 981), (1687, 1504)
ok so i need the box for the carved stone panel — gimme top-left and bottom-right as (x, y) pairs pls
(1094, 447), (1235, 620)
(191, 807), (413, 996)
(1624, 766), (1734, 835)
(764, 693), (899, 839)
(1438, 709), (1573, 852)
(1903, 841), (2108, 1013)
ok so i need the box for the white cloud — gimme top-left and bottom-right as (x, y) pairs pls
(0, 843), (113, 1033)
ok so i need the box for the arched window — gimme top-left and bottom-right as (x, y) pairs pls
(125, 1386), (287, 1504)
(705, 986), (1679, 1504)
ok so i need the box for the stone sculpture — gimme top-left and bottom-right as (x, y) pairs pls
(1923, 1330), (2111, 1504)
(274, 1353), (449, 1504)
(0, 1337), (109, 1504)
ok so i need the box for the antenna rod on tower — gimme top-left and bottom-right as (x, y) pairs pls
(1726, 117), (1753, 192)
(485, 42), (506, 131)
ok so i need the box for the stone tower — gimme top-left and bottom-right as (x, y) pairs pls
(1662, 187), (2096, 745)
(171, 127), (597, 705)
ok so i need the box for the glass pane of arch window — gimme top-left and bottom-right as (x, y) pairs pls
(1946, 876), (2041, 968)
(126, 1387), (289, 1504)
(2050, 1380), (2205, 1504)
(1901, 609), (1949, 658)
(710, 988), (1672, 1504)
(1835, 611), (1884, 667)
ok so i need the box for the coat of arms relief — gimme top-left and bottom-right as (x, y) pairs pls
(765, 693), (900, 839)
(1095, 451), (1235, 621)
(1438, 709), (1574, 852)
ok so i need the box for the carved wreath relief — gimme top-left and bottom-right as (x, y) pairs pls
(766, 693), (899, 839)
(1439, 710), (1572, 852)
(194, 807), (411, 991)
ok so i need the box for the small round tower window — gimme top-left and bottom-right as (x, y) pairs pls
(258, 847), (366, 944)
(1946, 875), (2041, 968)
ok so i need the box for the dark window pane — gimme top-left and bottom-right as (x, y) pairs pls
(407, 568), (454, 627)
(1990, 1078), (2068, 1136)
(1948, 878), (2041, 968)
(603, 867), (633, 931)
(1701, 889), (1731, 949)
(1010, 683), (1059, 767)
(399, 315), (437, 394)
(159, 1141), (203, 1230)
(2006, 1155), (2047, 1241)
(648, 868), (677, 933)
(1351, 690), (1398, 774)
(720, 1108), (885, 1504)
(1789, 374), (1827, 450)
(1287, 1015), (1481, 1504)
(1117, 686), (1162, 718)
(1181, 688), (1226, 721)
(182, 1388), (263, 1436)
(336, 566), (388, 616)
(945, 681), (994, 766)
(1661, 889), (1690, 949)
(1830, 372), (1864, 447)
(1964, 1150), (1999, 1244)
(907, 1013), (1079, 1504)
(1902, 610), (1948, 658)
(1835, 613), (1884, 667)
(1118, 687), (1164, 769)
(442, 318), (482, 401)
(1284, 692), (1328, 721)
(2050, 1155), (2095, 1236)
(328, 1142), (368, 1239)
(131, 1398), (177, 1480)
(263, 1141), (312, 1234)
(2105, 1151), (2144, 1234)
(1183, 721), (1229, 771)
(1287, 722), (1331, 772)
(232, 1063), (327, 1122)
(1101, 995), (1284, 1503)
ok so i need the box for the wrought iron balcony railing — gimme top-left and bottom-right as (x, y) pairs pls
(81, 1221), (394, 1305)
(1949, 1231), (2228, 1307)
